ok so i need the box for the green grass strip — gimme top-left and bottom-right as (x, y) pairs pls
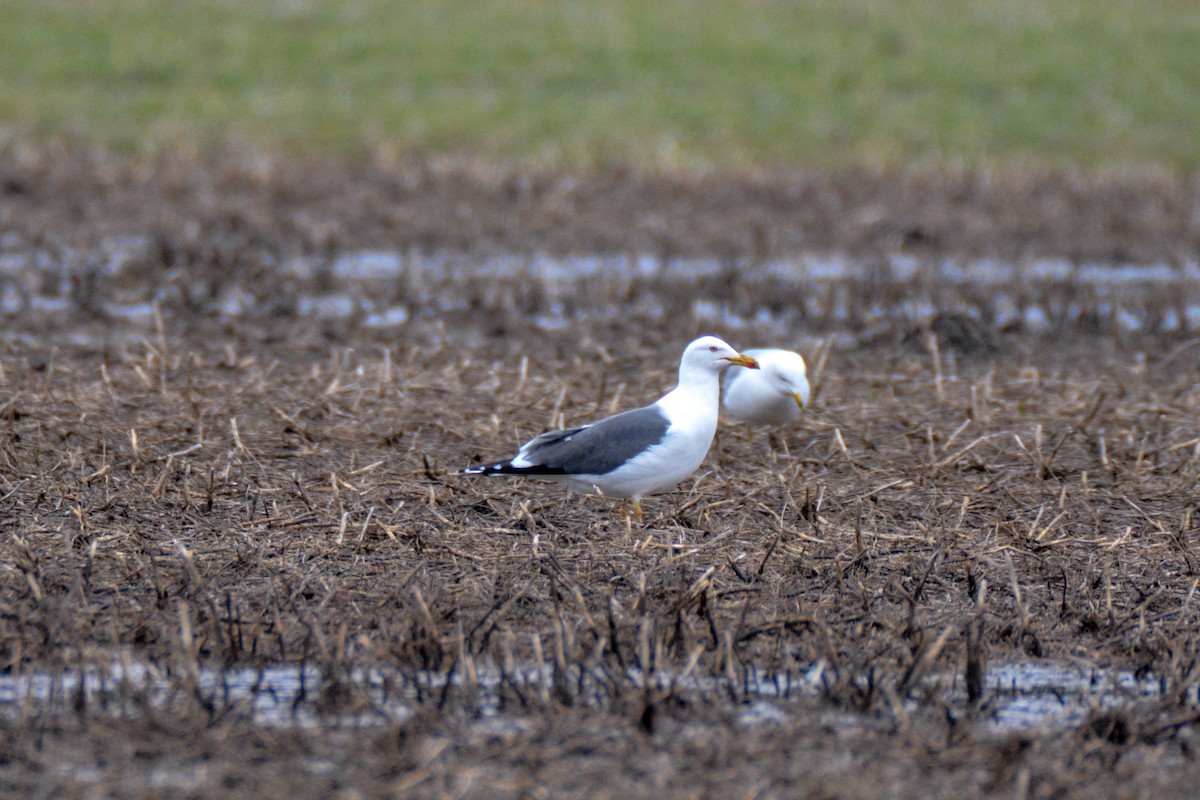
(2, 0), (1198, 170)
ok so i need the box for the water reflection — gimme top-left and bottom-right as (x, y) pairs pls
(0, 656), (1182, 735)
(2, 242), (1199, 345)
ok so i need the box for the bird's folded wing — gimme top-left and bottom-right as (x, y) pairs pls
(515, 406), (670, 475)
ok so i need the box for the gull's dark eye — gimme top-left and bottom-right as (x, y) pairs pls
(708, 345), (719, 352)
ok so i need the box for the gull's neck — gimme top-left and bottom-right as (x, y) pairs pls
(657, 362), (721, 419)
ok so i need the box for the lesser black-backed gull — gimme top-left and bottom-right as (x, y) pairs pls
(460, 336), (759, 521)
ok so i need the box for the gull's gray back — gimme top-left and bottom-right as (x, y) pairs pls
(520, 405), (671, 476)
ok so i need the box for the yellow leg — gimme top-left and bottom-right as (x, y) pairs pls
(619, 499), (645, 535)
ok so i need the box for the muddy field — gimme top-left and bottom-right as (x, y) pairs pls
(2, 148), (1200, 798)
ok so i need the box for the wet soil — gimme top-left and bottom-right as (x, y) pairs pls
(3, 146), (1199, 265)
(2, 146), (1200, 798)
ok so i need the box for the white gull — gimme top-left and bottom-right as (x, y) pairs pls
(722, 348), (810, 426)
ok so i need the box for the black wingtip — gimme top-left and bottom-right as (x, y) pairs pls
(458, 461), (515, 476)
(458, 461), (567, 477)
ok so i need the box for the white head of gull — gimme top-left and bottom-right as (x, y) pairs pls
(460, 336), (759, 522)
(722, 348), (810, 426)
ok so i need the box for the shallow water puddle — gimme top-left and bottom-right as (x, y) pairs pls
(2, 243), (1199, 338)
(972, 660), (1168, 733)
(318, 250), (1200, 333)
(0, 660), (330, 726)
(0, 657), (1181, 735)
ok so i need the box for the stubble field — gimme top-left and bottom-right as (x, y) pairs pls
(1, 148), (1200, 798)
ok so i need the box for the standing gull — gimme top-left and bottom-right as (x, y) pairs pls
(459, 336), (759, 521)
(722, 348), (810, 426)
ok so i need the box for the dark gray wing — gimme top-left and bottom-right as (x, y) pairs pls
(462, 405), (670, 477)
(521, 405), (670, 475)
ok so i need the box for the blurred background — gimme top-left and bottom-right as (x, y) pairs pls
(2, 0), (1197, 172)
